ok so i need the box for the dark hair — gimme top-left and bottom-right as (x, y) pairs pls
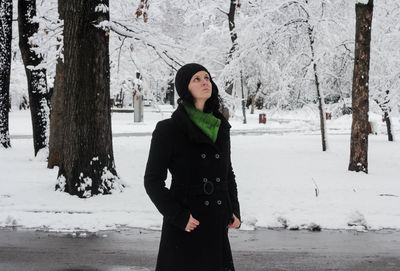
(175, 63), (222, 114)
(177, 80), (221, 114)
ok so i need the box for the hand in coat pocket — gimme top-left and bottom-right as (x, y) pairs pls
(227, 213), (240, 229)
(185, 214), (200, 232)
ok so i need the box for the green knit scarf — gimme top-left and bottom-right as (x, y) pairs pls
(182, 102), (221, 143)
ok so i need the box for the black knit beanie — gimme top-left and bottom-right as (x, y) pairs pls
(175, 63), (218, 99)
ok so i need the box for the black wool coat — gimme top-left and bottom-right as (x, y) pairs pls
(144, 104), (240, 271)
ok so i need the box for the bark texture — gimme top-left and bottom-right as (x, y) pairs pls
(227, 0), (238, 61)
(374, 90), (393, 142)
(18, 0), (50, 156)
(348, 0), (373, 173)
(224, 0), (238, 96)
(0, 0), (12, 148)
(250, 81), (261, 114)
(56, 0), (122, 197)
(220, 0), (239, 117)
(307, 25), (327, 151)
(47, 57), (64, 168)
(48, 1), (65, 168)
(303, 0), (327, 151)
(383, 112), (393, 142)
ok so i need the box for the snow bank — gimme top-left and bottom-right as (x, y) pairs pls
(1, 109), (399, 232)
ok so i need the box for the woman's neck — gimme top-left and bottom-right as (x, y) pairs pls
(194, 100), (206, 112)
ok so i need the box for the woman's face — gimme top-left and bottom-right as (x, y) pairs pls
(188, 71), (212, 102)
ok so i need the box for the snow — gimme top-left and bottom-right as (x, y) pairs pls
(3, 0), (399, 234)
(1, 107), (399, 232)
(95, 4), (109, 13)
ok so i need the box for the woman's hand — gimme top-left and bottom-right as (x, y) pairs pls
(185, 214), (200, 232)
(227, 213), (241, 229)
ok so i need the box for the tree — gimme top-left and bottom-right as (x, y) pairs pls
(167, 71), (175, 106)
(374, 90), (393, 142)
(369, 0), (400, 142)
(215, 0), (240, 118)
(304, 0), (327, 151)
(250, 81), (261, 114)
(108, 0), (185, 108)
(243, 0), (330, 150)
(0, 0), (12, 149)
(48, 0), (64, 169)
(348, 0), (374, 173)
(18, 0), (50, 156)
(227, 0), (239, 62)
(55, 0), (123, 197)
(9, 0), (397, 128)
(225, 0), (238, 100)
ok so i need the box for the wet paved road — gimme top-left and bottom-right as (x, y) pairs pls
(0, 228), (399, 271)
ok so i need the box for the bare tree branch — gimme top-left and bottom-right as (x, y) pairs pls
(109, 20), (183, 70)
(217, 7), (228, 16)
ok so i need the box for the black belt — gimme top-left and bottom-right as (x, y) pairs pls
(171, 181), (228, 196)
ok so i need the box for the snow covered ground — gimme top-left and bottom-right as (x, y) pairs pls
(1, 106), (399, 232)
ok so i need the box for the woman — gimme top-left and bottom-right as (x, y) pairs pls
(144, 63), (241, 271)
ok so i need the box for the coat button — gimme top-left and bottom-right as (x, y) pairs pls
(215, 154), (220, 159)
(201, 153), (206, 159)
(217, 200), (222, 205)
(216, 177), (220, 183)
(203, 177), (208, 182)
(204, 200), (209, 206)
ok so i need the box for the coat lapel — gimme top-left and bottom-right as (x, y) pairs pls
(171, 105), (231, 152)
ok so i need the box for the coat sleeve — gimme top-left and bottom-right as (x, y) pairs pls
(144, 121), (190, 231)
(227, 135), (241, 222)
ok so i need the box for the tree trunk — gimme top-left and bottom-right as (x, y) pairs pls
(48, 1), (65, 168)
(168, 79), (175, 106)
(250, 81), (261, 115)
(221, 0), (238, 115)
(307, 27), (327, 151)
(303, 0), (327, 151)
(348, 0), (373, 173)
(384, 112), (393, 142)
(250, 95), (255, 114)
(227, 0), (238, 61)
(374, 90), (393, 142)
(0, 0), (12, 149)
(18, 0), (50, 156)
(224, 0), (238, 96)
(48, 57), (64, 168)
(56, 0), (122, 197)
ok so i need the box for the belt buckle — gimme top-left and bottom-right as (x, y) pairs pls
(203, 180), (214, 195)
